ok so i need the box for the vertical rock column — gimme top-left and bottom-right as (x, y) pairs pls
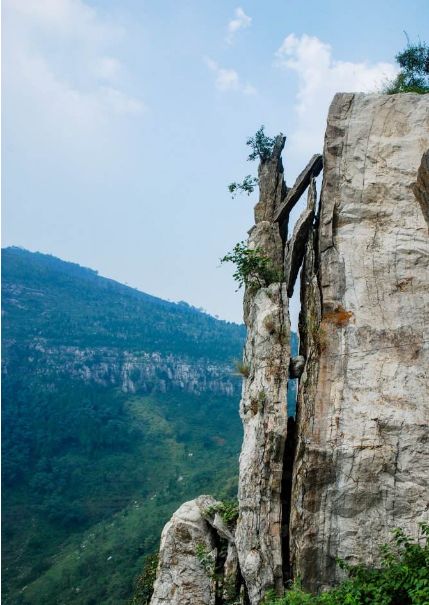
(235, 137), (291, 604)
(290, 93), (429, 592)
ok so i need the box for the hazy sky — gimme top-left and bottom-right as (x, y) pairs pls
(2, 0), (427, 324)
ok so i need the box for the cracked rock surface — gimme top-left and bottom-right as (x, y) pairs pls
(148, 93), (429, 605)
(235, 139), (291, 605)
(290, 92), (429, 592)
(150, 495), (219, 605)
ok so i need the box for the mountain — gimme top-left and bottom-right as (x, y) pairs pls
(1, 247), (247, 605)
(2, 247), (299, 605)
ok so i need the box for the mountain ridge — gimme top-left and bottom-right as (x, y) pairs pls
(1, 246), (247, 605)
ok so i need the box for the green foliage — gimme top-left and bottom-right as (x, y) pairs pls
(234, 360), (250, 378)
(2, 247), (244, 605)
(246, 125), (278, 162)
(385, 38), (429, 94)
(228, 175), (259, 198)
(2, 247), (245, 361)
(221, 241), (283, 291)
(227, 126), (284, 200)
(195, 543), (215, 576)
(204, 499), (239, 528)
(263, 524), (429, 605)
(129, 554), (159, 605)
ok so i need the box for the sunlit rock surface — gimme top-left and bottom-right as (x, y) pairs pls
(291, 92), (429, 592)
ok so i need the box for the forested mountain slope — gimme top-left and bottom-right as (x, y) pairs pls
(2, 247), (247, 605)
(2, 247), (297, 604)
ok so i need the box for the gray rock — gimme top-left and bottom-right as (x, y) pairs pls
(150, 496), (219, 605)
(235, 141), (291, 604)
(289, 355), (305, 379)
(291, 92), (429, 592)
(149, 93), (429, 604)
(284, 178), (317, 297)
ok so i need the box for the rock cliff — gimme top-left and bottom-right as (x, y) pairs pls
(2, 341), (239, 396)
(291, 92), (429, 592)
(149, 93), (429, 604)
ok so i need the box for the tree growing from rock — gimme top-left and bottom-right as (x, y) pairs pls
(385, 37), (429, 94)
(228, 126), (282, 197)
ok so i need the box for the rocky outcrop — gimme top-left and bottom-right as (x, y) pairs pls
(291, 93), (429, 591)
(150, 496), (242, 605)
(150, 496), (219, 605)
(235, 138), (291, 604)
(149, 93), (429, 604)
(413, 149), (429, 229)
(1, 342), (240, 396)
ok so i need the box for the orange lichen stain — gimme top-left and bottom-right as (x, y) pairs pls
(322, 305), (354, 327)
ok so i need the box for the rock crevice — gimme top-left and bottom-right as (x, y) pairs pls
(149, 93), (429, 604)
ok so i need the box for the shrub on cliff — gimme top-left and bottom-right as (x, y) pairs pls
(385, 38), (429, 94)
(263, 524), (429, 605)
(228, 126), (282, 197)
(220, 241), (283, 291)
(246, 125), (277, 162)
(129, 554), (159, 605)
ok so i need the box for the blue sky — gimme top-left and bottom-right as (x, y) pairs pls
(2, 0), (428, 324)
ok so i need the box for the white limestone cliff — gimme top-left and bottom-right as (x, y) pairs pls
(291, 92), (429, 591)
(149, 93), (429, 604)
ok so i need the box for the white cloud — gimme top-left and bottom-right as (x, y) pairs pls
(205, 58), (256, 94)
(3, 0), (145, 149)
(226, 7), (251, 44)
(276, 34), (398, 159)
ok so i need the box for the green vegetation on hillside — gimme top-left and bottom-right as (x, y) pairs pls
(2, 247), (245, 359)
(2, 247), (245, 605)
(3, 379), (241, 605)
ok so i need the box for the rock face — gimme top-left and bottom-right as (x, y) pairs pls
(149, 93), (429, 604)
(150, 495), (242, 605)
(235, 137), (291, 604)
(1, 342), (240, 396)
(290, 93), (429, 591)
(150, 496), (219, 605)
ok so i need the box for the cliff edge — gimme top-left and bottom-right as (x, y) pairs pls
(149, 92), (429, 604)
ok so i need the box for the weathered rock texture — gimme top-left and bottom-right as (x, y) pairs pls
(235, 138), (291, 604)
(291, 93), (429, 592)
(149, 93), (429, 605)
(150, 496), (222, 605)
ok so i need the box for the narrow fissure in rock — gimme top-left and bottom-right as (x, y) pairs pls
(280, 170), (323, 590)
(213, 535), (227, 605)
(281, 414), (297, 583)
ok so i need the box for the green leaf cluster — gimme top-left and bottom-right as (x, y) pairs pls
(385, 39), (429, 94)
(128, 554), (159, 605)
(221, 241), (283, 291)
(246, 125), (277, 162)
(204, 499), (239, 528)
(228, 175), (259, 198)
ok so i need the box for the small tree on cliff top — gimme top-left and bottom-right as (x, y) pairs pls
(246, 125), (277, 161)
(228, 126), (282, 197)
(385, 37), (429, 94)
